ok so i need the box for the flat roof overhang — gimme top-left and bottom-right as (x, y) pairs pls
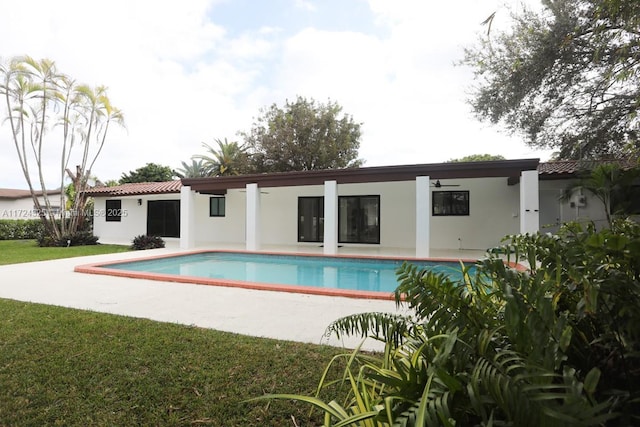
(182, 158), (540, 194)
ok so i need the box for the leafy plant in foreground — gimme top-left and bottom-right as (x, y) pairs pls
(255, 219), (640, 425)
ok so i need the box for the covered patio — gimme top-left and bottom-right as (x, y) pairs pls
(180, 159), (540, 257)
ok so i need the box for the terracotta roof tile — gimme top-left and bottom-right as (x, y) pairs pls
(538, 159), (638, 176)
(84, 181), (182, 197)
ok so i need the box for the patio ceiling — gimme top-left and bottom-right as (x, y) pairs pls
(182, 158), (540, 194)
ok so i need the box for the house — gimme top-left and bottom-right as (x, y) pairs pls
(0, 188), (64, 220)
(86, 158), (636, 256)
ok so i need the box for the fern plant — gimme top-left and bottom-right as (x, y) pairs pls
(254, 219), (640, 426)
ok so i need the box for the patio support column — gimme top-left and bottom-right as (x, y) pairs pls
(520, 170), (540, 234)
(179, 185), (196, 249)
(246, 183), (261, 251)
(416, 176), (430, 258)
(323, 180), (338, 255)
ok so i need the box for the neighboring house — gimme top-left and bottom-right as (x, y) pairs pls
(0, 188), (64, 220)
(86, 159), (636, 256)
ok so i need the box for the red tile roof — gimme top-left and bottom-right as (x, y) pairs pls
(84, 181), (182, 197)
(0, 188), (62, 199)
(537, 159), (638, 176)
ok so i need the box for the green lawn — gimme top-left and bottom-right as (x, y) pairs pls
(0, 299), (345, 426)
(0, 239), (131, 265)
(0, 240), (350, 425)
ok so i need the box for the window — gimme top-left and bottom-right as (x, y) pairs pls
(432, 191), (469, 216)
(209, 197), (226, 217)
(339, 196), (380, 244)
(298, 197), (324, 242)
(147, 200), (180, 237)
(297, 195), (381, 244)
(105, 199), (122, 222)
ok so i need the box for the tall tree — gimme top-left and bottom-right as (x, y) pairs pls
(448, 153), (506, 162)
(119, 163), (175, 183)
(462, 0), (640, 159)
(193, 138), (250, 176)
(0, 56), (124, 243)
(241, 96), (363, 172)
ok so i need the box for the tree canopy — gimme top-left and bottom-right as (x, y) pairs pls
(119, 163), (175, 183)
(241, 96), (363, 172)
(448, 154), (506, 162)
(462, 0), (640, 159)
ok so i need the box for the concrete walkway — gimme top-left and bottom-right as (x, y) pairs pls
(0, 249), (413, 350)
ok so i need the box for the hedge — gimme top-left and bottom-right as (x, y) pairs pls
(0, 220), (45, 240)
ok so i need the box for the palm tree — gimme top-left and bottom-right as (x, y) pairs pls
(193, 138), (250, 176)
(174, 159), (210, 179)
(563, 163), (639, 227)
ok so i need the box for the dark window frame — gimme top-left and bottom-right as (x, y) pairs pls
(338, 195), (380, 244)
(147, 199), (181, 238)
(209, 196), (226, 217)
(105, 199), (122, 222)
(432, 191), (470, 216)
(297, 196), (324, 243)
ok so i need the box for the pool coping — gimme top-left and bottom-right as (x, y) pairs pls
(74, 250), (484, 301)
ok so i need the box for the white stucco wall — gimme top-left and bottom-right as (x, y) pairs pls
(192, 189), (248, 245)
(430, 177), (520, 250)
(93, 194), (180, 245)
(0, 195), (63, 220)
(539, 179), (609, 232)
(90, 174), (630, 251)
(187, 178), (521, 251)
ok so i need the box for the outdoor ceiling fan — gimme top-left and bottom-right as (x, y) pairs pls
(431, 180), (460, 188)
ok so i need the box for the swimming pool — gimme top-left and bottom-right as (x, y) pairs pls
(75, 251), (476, 300)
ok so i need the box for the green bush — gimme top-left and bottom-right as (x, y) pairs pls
(131, 235), (165, 250)
(259, 219), (640, 426)
(37, 230), (99, 247)
(0, 220), (45, 240)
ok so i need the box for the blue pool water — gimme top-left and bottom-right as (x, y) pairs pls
(104, 252), (472, 294)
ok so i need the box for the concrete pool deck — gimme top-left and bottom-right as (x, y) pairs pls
(0, 246), (487, 350)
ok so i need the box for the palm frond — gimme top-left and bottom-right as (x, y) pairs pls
(324, 312), (413, 348)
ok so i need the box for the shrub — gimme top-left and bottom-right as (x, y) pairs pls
(131, 235), (165, 250)
(258, 219), (640, 426)
(37, 230), (99, 247)
(65, 231), (100, 246)
(0, 220), (45, 240)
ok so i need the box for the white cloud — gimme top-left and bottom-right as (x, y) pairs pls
(293, 0), (317, 12)
(269, 1), (552, 166)
(0, 0), (551, 190)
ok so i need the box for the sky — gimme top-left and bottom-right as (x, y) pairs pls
(0, 0), (552, 189)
